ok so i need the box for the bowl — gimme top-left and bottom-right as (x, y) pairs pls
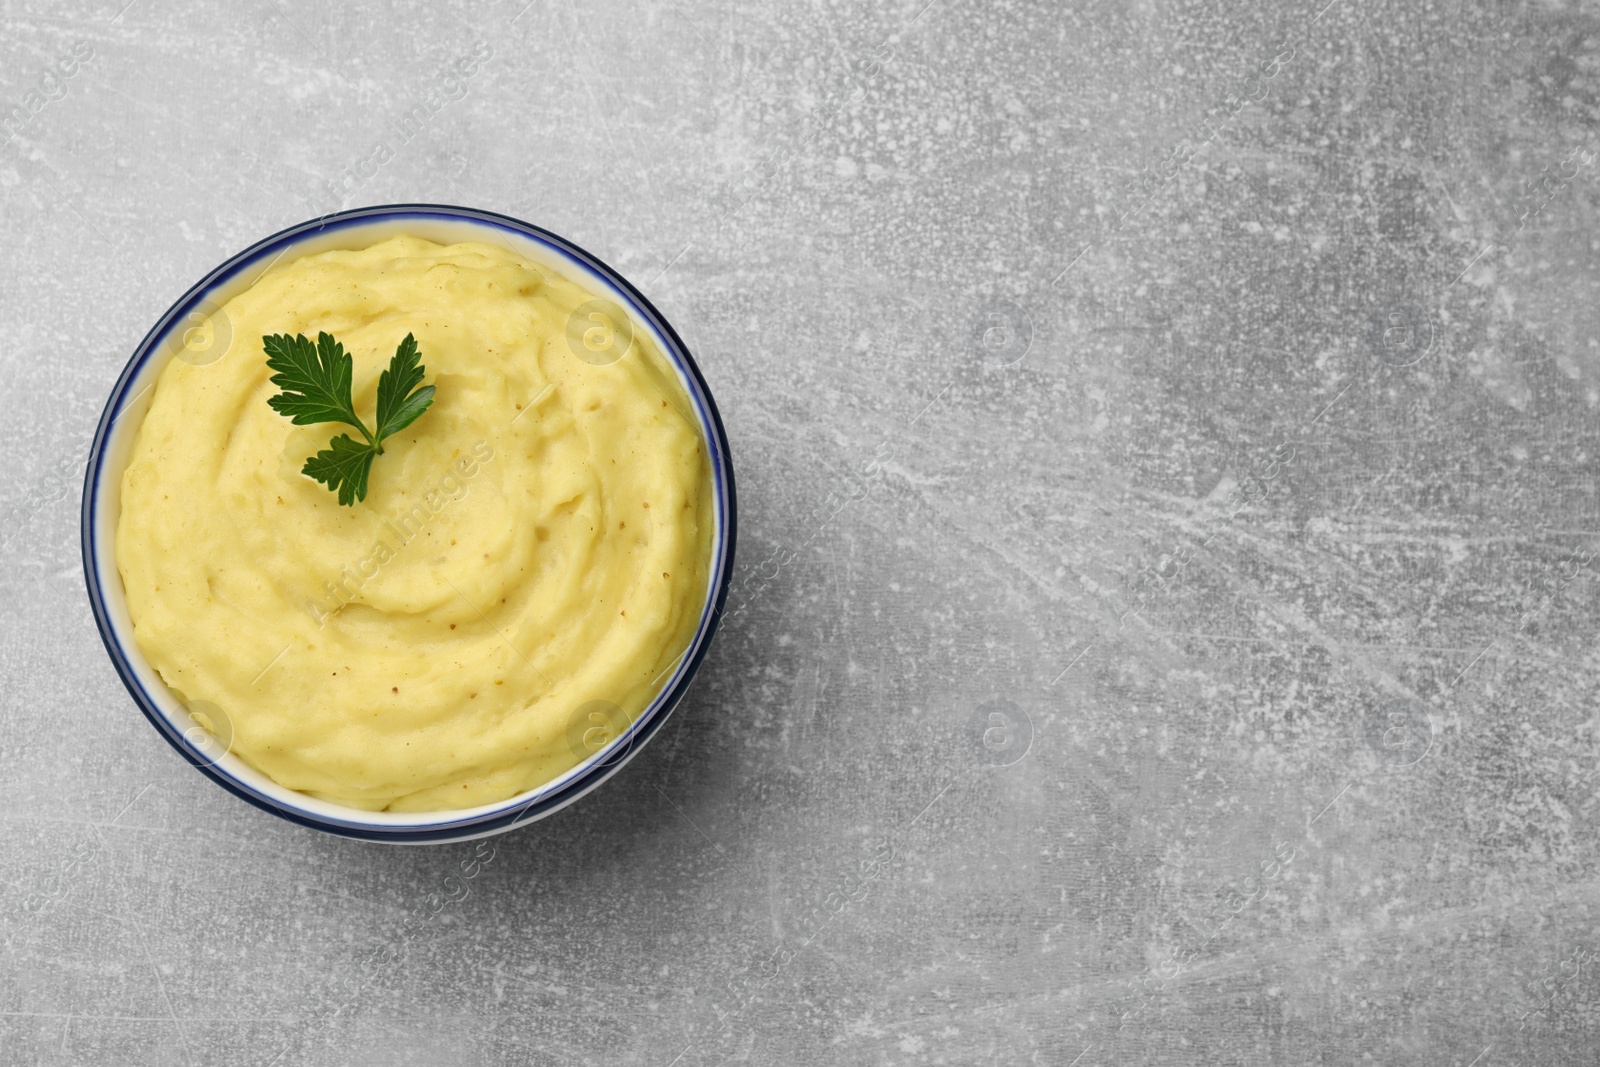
(81, 204), (737, 844)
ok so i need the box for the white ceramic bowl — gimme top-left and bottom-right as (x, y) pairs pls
(81, 204), (737, 843)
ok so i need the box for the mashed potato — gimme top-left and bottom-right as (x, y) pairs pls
(117, 236), (713, 811)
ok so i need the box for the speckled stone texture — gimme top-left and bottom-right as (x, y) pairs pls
(4, 0), (1600, 1063)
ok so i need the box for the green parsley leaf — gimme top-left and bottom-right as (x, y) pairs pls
(302, 433), (378, 507)
(373, 334), (436, 445)
(264, 331), (438, 506)
(265, 332), (367, 438)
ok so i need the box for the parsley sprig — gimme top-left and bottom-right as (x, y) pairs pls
(264, 331), (436, 506)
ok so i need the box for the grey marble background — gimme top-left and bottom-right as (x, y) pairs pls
(4, 0), (1600, 1063)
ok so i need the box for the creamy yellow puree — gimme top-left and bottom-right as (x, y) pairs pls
(117, 235), (713, 811)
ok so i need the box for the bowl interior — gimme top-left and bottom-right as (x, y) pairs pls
(85, 207), (732, 837)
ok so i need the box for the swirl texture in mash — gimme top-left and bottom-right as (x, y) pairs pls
(116, 236), (714, 811)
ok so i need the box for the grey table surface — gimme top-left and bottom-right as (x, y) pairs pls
(4, 0), (1600, 1063)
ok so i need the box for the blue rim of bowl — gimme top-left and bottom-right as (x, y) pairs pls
(80, 204), (737, 843)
